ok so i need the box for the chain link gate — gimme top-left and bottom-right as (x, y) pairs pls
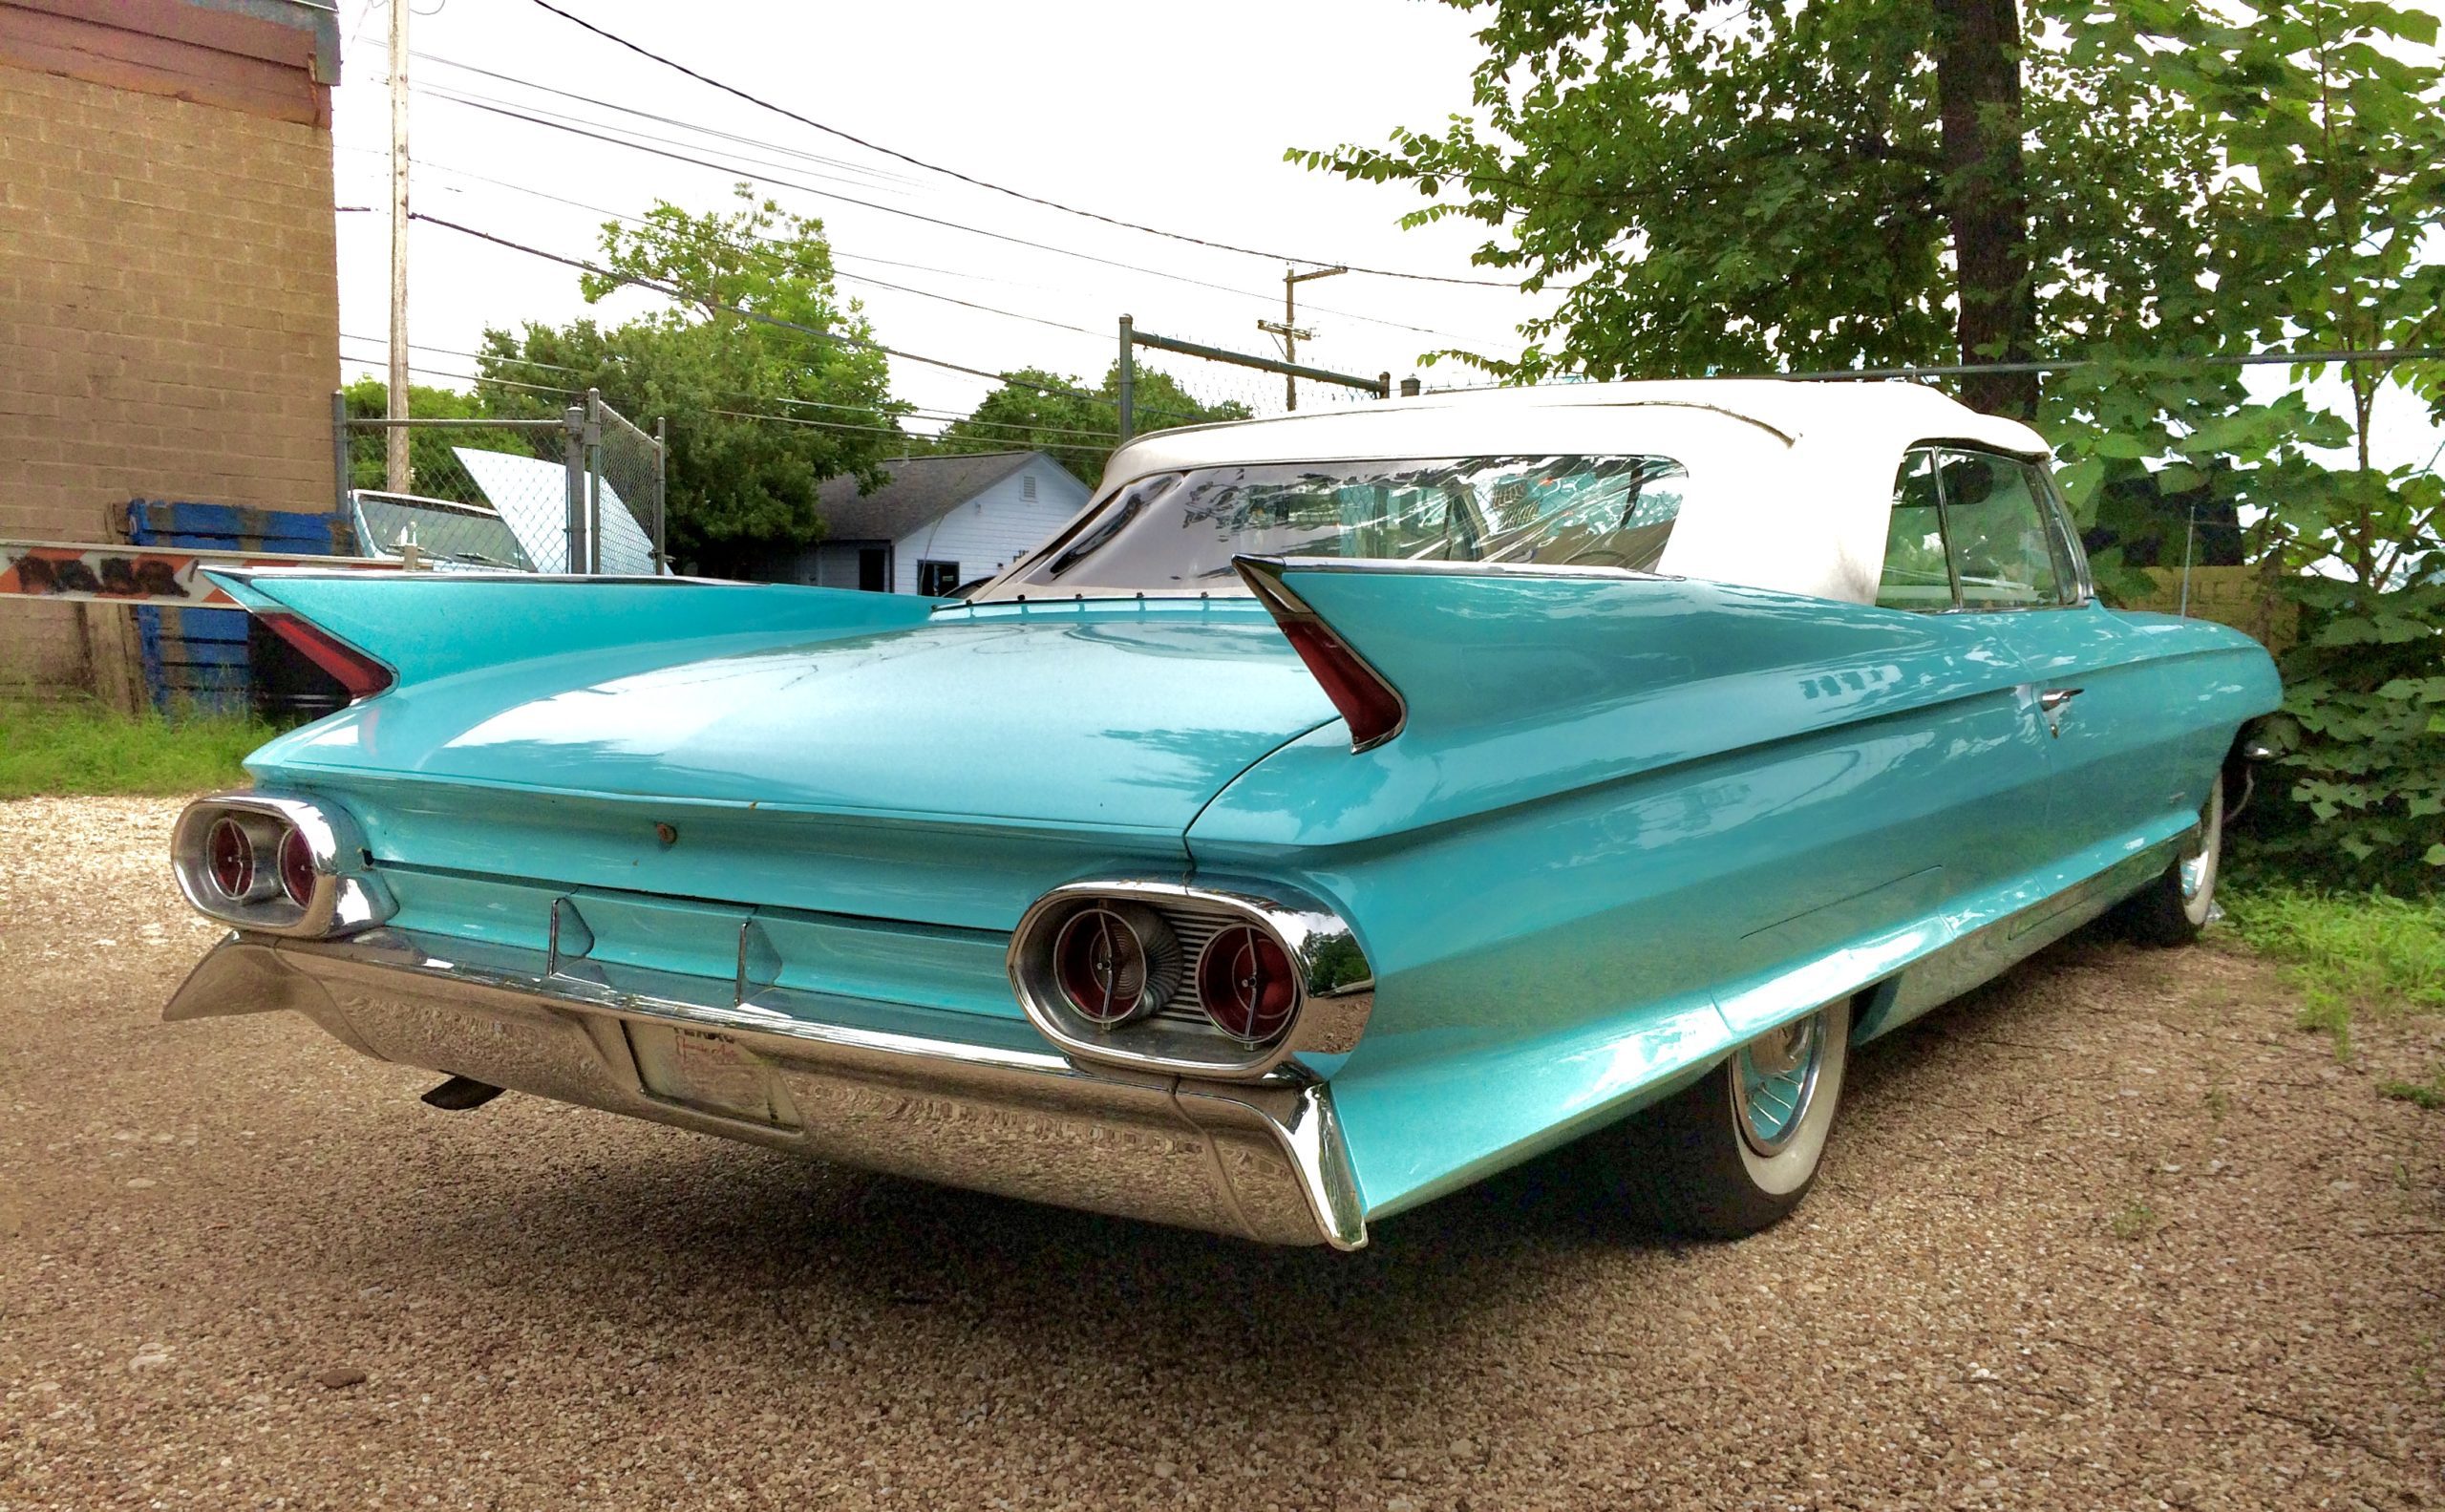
(1115, 317), (1392, 445)
(335, 389), (666, 575)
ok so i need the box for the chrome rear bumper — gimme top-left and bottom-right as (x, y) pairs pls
(168, 929), (1366, 1248)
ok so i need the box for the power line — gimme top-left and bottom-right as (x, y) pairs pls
(417, 81), (908, 200)
(521, 0), (1526, 287)
(380, 91), (1501, 348)
(371, 141), (1105, 340)
(401, 211), (1217, 424)
(337, 344), (1110, 449)
(395, 43), (924, 190)
(337, 330), (1137, 442)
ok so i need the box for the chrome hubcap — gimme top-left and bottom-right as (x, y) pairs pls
(1731, 1012), (1825, 1157)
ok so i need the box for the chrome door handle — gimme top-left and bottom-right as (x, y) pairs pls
(2037, 688), (2083, 713)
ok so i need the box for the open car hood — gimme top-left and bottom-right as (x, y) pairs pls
(251, 606), (1339, 838)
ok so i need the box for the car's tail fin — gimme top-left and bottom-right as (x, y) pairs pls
(204, 570), (939, 696)
(1235, 555), (1882, 754)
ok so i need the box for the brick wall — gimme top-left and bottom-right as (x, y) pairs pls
(2124, 565), (2299, 652)
(0, 39), (338, 702)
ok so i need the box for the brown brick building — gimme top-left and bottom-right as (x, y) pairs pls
(0, 0), (341, 704)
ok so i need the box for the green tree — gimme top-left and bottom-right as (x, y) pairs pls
(478, 184), (908, 573)
(933, 364), (1250, 484)
(1302, 0), (2444, 885)
(339, 376), (544, 501)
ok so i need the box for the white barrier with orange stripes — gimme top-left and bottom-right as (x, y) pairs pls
(0, 540), (402, 607)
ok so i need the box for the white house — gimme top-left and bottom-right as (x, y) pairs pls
(768, 451), (1091, 595)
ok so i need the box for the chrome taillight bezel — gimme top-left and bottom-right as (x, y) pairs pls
(1008, 878), (1374, 1080)
(172, 792), (393, 938)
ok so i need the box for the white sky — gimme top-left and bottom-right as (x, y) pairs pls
(329, 0), (2442, 469)
(330, 0), (1547, 438)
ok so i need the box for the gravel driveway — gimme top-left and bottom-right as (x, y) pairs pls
(3, 796), (2440, 1511)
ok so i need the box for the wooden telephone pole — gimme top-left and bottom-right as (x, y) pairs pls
(1257, 265), (1346, 410)
(385, 0), (411, 492)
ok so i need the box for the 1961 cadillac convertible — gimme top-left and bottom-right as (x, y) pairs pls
(165, 380), (2281, 1249)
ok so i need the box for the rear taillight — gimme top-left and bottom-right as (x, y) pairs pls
(1273, 618), (1405, 752)
(1235, 559), (1406, 752)
(1007, 880), (1373, 1080)
(277, 825), (316, 906)
(262, 614), (393, 700)
(172, 794), (393, 939)
(205, 817), (257, 900)
(1052, 904), (1180, 1025)
(1194, 925), (1299, 1045)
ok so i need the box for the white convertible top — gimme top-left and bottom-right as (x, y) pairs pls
(1102, 378), (2050, 482)
(993, 379), (2056, 607)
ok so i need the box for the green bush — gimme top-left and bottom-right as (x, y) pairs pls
(2237, 577), (2444, 895)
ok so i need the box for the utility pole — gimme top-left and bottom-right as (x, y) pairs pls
(385, 0), (411, 493)
(1116, 314), (1136, 442)
(1257, 265), (1345, 410)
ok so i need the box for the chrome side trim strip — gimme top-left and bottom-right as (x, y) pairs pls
(1256, 554), (1676, 584)
(166, 928), (1369, 1249)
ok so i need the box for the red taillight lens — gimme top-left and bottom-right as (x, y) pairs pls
(262, 614), (393, 700)
(1194, 925), (1299, 1044)
(277, 825), (316, 906)
(1052, 905), (1178, 1025)
(205, 817), (255, 900)
(1275, 619), (1404, 752)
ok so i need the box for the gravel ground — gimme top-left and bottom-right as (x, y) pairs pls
(2, 796), (2441, 1512)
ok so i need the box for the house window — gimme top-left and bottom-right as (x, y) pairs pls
(1021, 474), (1037, 500)
(917, 560), (962, 597)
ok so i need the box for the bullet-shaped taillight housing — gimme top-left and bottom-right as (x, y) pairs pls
(1007, 880), (1376, 1080)
(172, 794), (393, 938)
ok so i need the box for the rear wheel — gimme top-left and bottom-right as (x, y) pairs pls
(2115, 772), (2224, 948)
(1604, 997), (1851, 1239)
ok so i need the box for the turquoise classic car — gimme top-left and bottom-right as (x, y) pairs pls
(165, 380), (2281, 1248)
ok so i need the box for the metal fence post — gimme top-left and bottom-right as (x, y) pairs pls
(584, 388), (606, 574)
(1116, 314), (1136, 444)
(563, 401), (588, 575)
(330, 390), (351, 517)
(653, 415), (668, 571)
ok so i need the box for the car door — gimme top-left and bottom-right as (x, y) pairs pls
(1925, 447), (2179, 864)
(1865, 447), (2060, 899)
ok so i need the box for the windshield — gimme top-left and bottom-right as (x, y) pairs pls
(352, 495), (536, 570)
(995, 454), (1689, 596)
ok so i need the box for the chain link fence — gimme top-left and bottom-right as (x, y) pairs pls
(335, 390), (666, 575)
(1116, 319), (1391, 446)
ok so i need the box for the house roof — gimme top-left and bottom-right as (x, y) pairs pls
(815, 452), (1073, 542)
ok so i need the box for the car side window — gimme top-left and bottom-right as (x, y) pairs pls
(1877, 448), (1957, 611)
(1934, 449), (2070, 609)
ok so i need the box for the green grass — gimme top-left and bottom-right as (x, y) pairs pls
(2222, 885), (2445, 1055)
(2109, 1200), (2158, 1241)
(0, 699), (268, 799)
(2379, 1073), (2445, 1111)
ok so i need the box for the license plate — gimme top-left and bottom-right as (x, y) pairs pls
(627, 1023), (787, 1125)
